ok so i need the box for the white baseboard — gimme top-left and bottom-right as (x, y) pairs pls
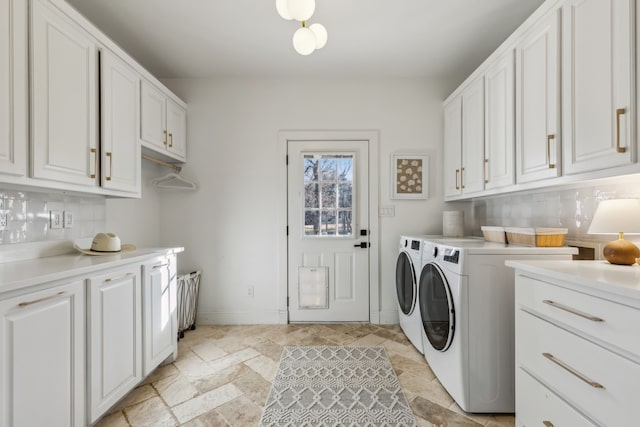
(196, 310), (286, 325)
(378, 309), (400, 325)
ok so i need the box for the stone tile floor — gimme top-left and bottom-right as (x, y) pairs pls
(96, 323), (515, 427)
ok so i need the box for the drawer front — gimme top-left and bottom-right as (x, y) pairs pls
(517, 310), (640, 426)
(516, 368), (596, 427)
(516, 274), (640, 355)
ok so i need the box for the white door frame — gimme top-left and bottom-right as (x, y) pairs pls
(277, 130), (380, 324)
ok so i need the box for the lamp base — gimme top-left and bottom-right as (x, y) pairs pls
(603, 238), (640, 265)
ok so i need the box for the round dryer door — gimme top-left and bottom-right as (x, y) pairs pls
(419, 262), (455, 351)
(395, 251), (416, 315)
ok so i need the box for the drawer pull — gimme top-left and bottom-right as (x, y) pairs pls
(543, 422), (554, 427)
(18, 292), (65, 307)
(153, 263), (169, 269)
(105, 273), (134, 282)
(542, 352), (604, 389)
(542, 300), (604, 322)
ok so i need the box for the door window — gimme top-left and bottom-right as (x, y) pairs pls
(419, 263), (455, 351)
(303, 154), (354, 237)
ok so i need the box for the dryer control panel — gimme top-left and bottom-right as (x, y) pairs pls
(443, 248), (460, 264)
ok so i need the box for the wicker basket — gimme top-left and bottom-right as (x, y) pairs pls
(481, 226), (506, 243)
(505, 227), (536, 246)
(535, 228), (568, 247)
(505, 227), (568, 247)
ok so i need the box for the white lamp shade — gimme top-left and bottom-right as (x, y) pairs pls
(293, 27), (316, 55)
(588, 199), (640, 234)
(287, 0), (315, 22)
(309, 23), (327, 49)
(276, 0), (292, 20)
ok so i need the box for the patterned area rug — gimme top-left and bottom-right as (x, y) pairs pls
(259, 346), (418, 426)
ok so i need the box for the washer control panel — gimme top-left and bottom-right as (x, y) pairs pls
(443, 248), (460, 264)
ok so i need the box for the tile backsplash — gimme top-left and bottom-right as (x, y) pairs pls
(0, 189), (105, 245)
(470, 175), (640, 242)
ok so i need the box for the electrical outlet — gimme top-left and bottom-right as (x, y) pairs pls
(0, 212), (6, 230)
(49, 210), (62, 229)
(247, 286), (254, 297)
(63, 211), (73, 228)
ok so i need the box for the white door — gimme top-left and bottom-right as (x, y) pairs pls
(166, 98), (187, 161)
(287, 140), (370, 322)
(461, 76), (485, 194)
(443, 96), (463, 198)
(140, 80), (167, 152)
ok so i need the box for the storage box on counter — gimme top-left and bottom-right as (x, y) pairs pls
(505, 227), (568, 247)
(481, 226), (506, 243)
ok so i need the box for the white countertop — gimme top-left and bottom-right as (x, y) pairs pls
(0, 247), (184, 295)
(506, 259), (640, 303)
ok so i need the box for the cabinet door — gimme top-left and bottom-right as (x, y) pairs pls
(0, 0), (27, 177)
(140, 80), (167, 152)
(516, 8), (562, 183)
(443, 96), (463, 198)
(562, 0), (634, 174)
(166, 98), (187, 161)
(485, 49), (515, 190)
(88, 266), (142, 423)
(461, 76), (485, 194)
(101, 49), (141, 194)
(31, 0), (98, 186)
(0, 281), (85, 427)
(142, 255), (177, 376)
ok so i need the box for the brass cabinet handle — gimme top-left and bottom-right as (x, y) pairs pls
(543, 422), (555, 427)
(105, 272), (134, 282)
(163, 130), (168, 146)
(18, 292), (65, 307)
(547, 135), (556, 169)
(168, 132), (173, 148)
(153, 263), (169, 269)
(90, 148), (98, 178)
(616, 108), (626, 153)
(542, 299), (604, 322)
(484, 159), (489, 184)
(455, 169), (460, 190)
(106, 152), (113, 181)
(542, 353), (604, 389)
(460, 167), (465, 189)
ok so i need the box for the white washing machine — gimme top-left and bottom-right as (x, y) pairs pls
(418, 238), (576, 413)
(395, 235), (427, 354)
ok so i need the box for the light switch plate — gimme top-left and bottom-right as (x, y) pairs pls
(63, 211), (73, 228)
(379, 206), (395, 217)
(50, 210), (62, 229)
(0, 212), (6, 230)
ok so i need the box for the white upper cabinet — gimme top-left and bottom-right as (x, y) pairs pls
(100, 49), (141, 195)
(561, 0), (634, 174)
(31, 0), (98, 186)
(443, 97), (463, 198)
(141, 80), (187, 162)
(484, 49), (515, 190)
(0, 0), (27, 177)
(516, 8), (562, 183)
(461, 76), (486, 195)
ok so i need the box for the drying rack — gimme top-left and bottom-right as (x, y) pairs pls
(143, 154), (198, 190)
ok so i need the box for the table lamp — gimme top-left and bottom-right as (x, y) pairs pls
(588, 198), (640, 265)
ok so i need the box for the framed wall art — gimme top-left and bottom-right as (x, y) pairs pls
(391, 153), (429, 200)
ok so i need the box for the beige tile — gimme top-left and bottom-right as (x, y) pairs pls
(382, 339), (425, 364)
(244, 355), (278, 382)
(124, 396), (177, 427)
(154, 373), (199, 407)
(324, 331), (358, 345)
(208, 347), (260, 374)
(212, 336), (251, 354)
(179, 410), (230, 427)
(216, 395), (262, 427)
(190, 340), (228, 362)
(250, 339), (283, 362)
(411, 396), (482, 427)
(140, 363), (179, 386)
(389, 353), (435, 379)
(348, 333), (387, 347)
(171, 383), (243, 424)
(447, 402), (515, 426)
(193, 364), (252, 394)
(232, 367), (272, 406)
(109, 384), (158, 413)
(94, 410), (130, 427)
(174, 350), (218, 380)
(399, 373), (454, 407)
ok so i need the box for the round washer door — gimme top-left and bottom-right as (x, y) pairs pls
(395, 251), (416, 316)
(419, 262), (455, 351)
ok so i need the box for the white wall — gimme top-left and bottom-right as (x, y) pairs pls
(159, 76), (460, 324)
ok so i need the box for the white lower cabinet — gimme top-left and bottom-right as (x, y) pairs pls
(0, 281), (85, 427)
(514, 271), (640, 426)
(87, 265), (142, 424)
(142, 254), (178, 376)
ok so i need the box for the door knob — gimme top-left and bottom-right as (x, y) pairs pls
(354, 242), (369, 248)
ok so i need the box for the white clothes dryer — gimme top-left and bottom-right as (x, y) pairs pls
(418, 238), (576, 413)
(395, 235), (426, 354)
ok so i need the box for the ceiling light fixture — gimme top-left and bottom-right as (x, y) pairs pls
(276, 0), (327, 55)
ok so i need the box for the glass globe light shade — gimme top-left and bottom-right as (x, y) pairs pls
(309, 23), (327, 49)
(293, 27), (316, 55)
(276, 0), (292, 20)
(287, 0), (315, 22)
